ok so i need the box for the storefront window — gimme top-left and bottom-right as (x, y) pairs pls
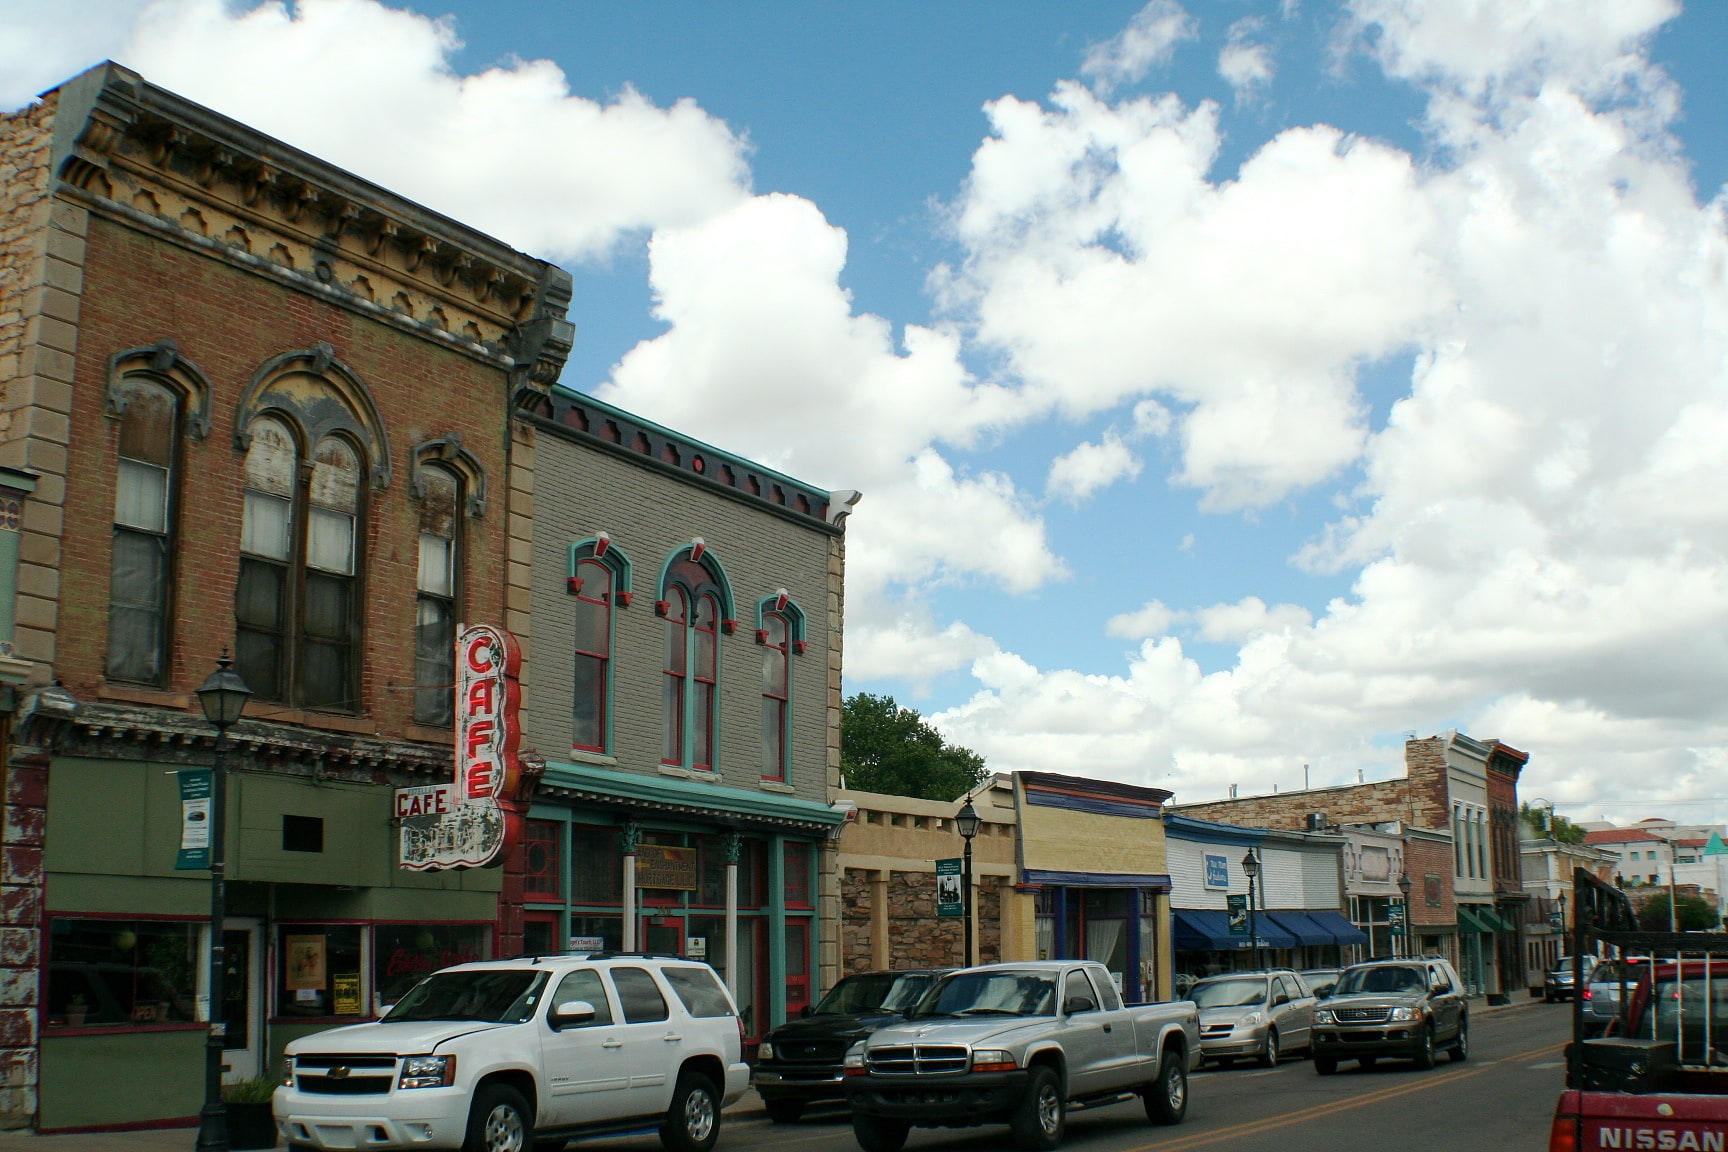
(695, 836), (727, 907)
(373, 923), (490, 1009)
(568, 915), (623, 953)
(276, 924), (363, 1019)
(785, 842), (811, 908)
(524, 820), (561, 900)
(571, 824), (619, 904)
(47, 918), (199, 1028)
(1034, 889), (1054, 961)
(737, 840), (766, 908)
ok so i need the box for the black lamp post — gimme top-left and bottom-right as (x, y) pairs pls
(1398, 872), (1414, 959)
(1241, 849), (1261, 970)
(195, 652), (251, 1152)
(956, 799), (982, 966)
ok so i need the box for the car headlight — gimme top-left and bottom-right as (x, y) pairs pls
(843, 1043), (867, 1077)
(399, 1055), (457, 1090)
(281, 1057), (295, 1087)
(1240, 1012), (1262, 1027)
(971, 1049), (1017, 1072)
(758, 1041), (775, 1061)
(1313, 1009), (1334, 1025)
(1389, 1007), (1422, 1022)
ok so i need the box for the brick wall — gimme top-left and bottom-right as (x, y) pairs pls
(1406, 836), (1456, 929)
(840, 867), (1002, 975)
(1175, 738), (1453, 833)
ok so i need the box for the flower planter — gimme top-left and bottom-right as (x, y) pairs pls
(225, 1102), (277, 1150)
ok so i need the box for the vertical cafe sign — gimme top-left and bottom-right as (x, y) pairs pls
(397, 624), (524, 871)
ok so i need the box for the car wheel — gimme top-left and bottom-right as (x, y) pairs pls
(1259, 1030), (1279, 1068)
(851, 1115), (910, 1152)
(764, 1098), (805, 1124)
(1451, 1020), (1469, 1063)
(658, 1071), (720, 1152)
(464, 1084), (533, 1152)
(1412, 1025), (1436, 1070)
(1010, 1065), (1066, 1151)
(1144, 1052), (1187, 1125)
(1314, 1056), (1337, 1076)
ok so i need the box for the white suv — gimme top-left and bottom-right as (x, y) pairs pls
(274, 954), (749, 1152)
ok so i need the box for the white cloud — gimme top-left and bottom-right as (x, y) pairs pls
(1046, 432), (1141, 505)
(1081, 0), (1197, 91)
(0, 0), (147, 107)
(1106, 600), (1180, 640)
(6, 0), (750, 261)
(929, 0), (1728, 814)
(844, 612), (998, 690)
(1219, 18), (1275, 102)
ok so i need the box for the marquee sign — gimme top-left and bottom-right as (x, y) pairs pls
(398, 625), (524, 871)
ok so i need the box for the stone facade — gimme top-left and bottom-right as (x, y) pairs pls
(841, 869), (1003, 973)
(1177, 738), (1454, 835)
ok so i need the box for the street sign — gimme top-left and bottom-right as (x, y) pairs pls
(175, 769), (211, 870)
(936, 858), (964, 917)
(1227, 893), (1249, 935)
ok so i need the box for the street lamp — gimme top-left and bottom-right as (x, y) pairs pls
(1241, 849), (1261, 970)
(194, 652), (251, 1152)
(1398, 872), (1414, 959)
(956, 799), (982, 966)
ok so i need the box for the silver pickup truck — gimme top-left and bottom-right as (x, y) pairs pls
(841, 961), (1201, 1151)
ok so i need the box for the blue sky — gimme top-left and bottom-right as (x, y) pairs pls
(6, 0), (1728, 818)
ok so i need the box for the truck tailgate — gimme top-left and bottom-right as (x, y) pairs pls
(1570, 1089), (1728, 1149)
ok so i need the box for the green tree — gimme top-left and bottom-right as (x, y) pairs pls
(1521, 802), (1587, 844)
(1635, 891), (1721, 932)
(840, 692), (988, 802)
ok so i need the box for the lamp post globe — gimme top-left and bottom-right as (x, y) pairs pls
(194, 652), (250, 1152)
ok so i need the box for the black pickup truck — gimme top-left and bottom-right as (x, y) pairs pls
(751, 968), (949, 1122)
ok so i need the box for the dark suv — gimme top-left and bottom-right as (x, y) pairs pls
(751, 968), (949, 1122)
(1309, 958), (1469, 1074)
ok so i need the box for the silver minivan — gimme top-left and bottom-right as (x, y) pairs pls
(1190, 969), (1316, 1066)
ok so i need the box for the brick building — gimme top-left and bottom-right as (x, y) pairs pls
(1175, 733), (1527, 1001)
(505, 387), (854, 1042)
(0, 64), (571, 1129)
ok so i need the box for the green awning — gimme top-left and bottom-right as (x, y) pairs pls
(536, 759), (846, 833)
(1456, 907), (1491, 934)
(1477, 907), (1516, 932)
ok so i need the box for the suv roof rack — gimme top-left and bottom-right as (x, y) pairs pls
(506, 950), (692, 962)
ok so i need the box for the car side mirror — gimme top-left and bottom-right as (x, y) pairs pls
(1273, 993), (1290, 1006)
(799, 1004), (814, 1019)
(1431, 981), (1448, 995)
(1063, 995), (1096, 1016)
(549, 1000), (597, 1030)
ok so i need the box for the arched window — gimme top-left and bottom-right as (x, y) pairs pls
(754, 592), (806, 783)
(107, 378), (179, 684)
(235, 415), (366, 710)
(760, 612), (789, 781)
(659, 549), (731, 772)
(568, 535), (632, 754)
(414, 464), (459, 726)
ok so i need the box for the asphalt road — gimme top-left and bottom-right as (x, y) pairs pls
(578, 1000), (1571, 1152)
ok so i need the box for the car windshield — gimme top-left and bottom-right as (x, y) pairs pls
(814, 972), (935, 1016)
(912, 971), (1057, 1018)
(383, 970), (546, 1024)
(1334, 966), (1428, 995)
(1191, 978), (1268, 1008)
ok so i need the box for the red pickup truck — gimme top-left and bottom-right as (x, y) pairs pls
(1552, 872), (1728, 1152)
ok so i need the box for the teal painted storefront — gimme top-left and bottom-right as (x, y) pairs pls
(525, 760), (843, 1041)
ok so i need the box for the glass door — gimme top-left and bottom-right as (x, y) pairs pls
(785, 920), (810, 1017)
(642, 915), (684, 956)
(522, 913), (559, 958)
(210, 917), (263, 1082)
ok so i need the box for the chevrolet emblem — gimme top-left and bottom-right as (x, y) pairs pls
(327, 1067), (350, 1080)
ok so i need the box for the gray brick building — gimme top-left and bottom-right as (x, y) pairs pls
(503, 386), (854, 1041)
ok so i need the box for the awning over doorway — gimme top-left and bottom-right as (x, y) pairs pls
(1171, 908), (1296, 951)
(1264, 911), (1333, 947)
(1306, 910), (1369, 947)
(1457, 906), (1500, 934)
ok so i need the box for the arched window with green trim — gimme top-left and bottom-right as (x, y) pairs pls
(754, 591), (807, 782)
(570, 535), (632, 753)
(657, 543), (733, 772)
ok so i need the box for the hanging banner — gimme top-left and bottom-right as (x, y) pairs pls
(175, 769), (212, 870)
(935, 857), (964, 917)
(398, 625), (524, 871)
(1227, 893), (1249, 935)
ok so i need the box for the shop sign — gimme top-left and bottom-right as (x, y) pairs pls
(332, 974), (361, 1016)
(935, 857), (963, 917)
(569, 936), (606, 952)
(686, 936), (707, 959)
(1203, 853), (1229, 889)
(398, 625), (525, 871)
(636, 845), (698, 890)
(175, 769), (212, 870)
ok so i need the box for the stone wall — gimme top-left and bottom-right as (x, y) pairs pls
(1176, 738), (1453, 834)
(841, 868), (1002, 976)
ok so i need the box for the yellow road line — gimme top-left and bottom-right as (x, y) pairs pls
(1124, 1040), (1569, 1152)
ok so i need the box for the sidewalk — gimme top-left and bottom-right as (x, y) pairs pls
(0, 1090), (771, 1151)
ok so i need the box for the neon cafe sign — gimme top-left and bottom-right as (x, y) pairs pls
(396, 624), (524, 870)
